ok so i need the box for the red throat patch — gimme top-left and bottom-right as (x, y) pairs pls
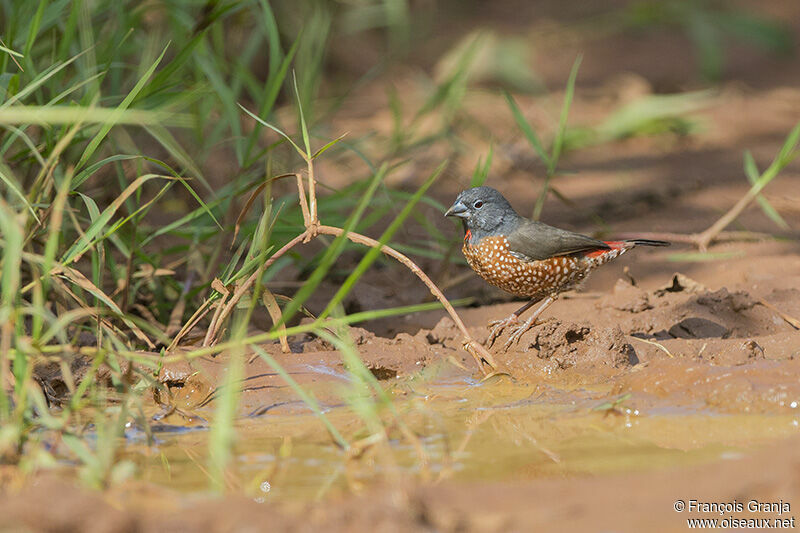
(464, 229), (472, 242)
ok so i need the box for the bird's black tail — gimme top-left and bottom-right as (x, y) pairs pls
(626, 239), (670, 247)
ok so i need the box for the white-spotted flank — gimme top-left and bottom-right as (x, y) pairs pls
(463, 236), (630, 299)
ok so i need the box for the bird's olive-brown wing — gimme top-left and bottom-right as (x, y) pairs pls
(505, 220), (609, 261)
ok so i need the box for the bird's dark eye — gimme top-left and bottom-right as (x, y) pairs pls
(474, 201), (483, 209)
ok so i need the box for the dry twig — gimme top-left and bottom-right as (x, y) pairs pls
(183, 146), (497, 373)
(620, 123), (799, 251)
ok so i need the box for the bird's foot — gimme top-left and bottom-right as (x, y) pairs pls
(500, 315), (539, 352)
(487, 315), (519, 347)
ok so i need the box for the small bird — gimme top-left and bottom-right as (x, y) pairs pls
(445, 186), (668, 350)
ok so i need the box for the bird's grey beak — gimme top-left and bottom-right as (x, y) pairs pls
(445, 200), (469, 218)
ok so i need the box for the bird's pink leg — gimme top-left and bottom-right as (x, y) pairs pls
(487, 298), (541, 347)
(501, 295), (558, 351)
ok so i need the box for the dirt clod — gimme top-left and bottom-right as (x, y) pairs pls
(498, 320), (637, 377)
(426, 317), (460, 345)
(668, 317), (730, 339)
(654, 273), (708, 296)
(696, 288), (756, 313)
(599, 278), (653, 312)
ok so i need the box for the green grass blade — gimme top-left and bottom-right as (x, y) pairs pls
(744, 150), (788, 230)
(504, 90), (550, 167)
(470, 145), (493, 187)
(749, 122), (800, 198)
(195, 45), (244, 166)
(532, 55), (581, 220)
(42, 168), (73, 296)
(0, 44), (24, 58)
(61, 174), (174, 265)
(22, 0), (46, 61)
(140, 195), (227, 246)
(48, 71), (104, 106)
(317, 327), (384, 436)
(716, 10), (793, 55)
(0, 199), (23, 320)
(414, 34), (480, 121)
(207, 344), (243, 493)
(775, 123), (800, 165)
(243, 33), (299, 164)
(0, 106), (190, 127)
(0, 161), (39, 222)
(249, 344), (349, 450)
(63, 298), (471, 366)
(138, 4), (235, 101)
(62, 433), (100, 471)
(593, 91), (712, 144)
(1, 48), (90, 108)
(311, 133), (347, 160)
(668, 251), (745, 262)
(258, 0), (282, 75)
(292, 71), (312, 157)
(548, 54), (581, 175)
(685, 10), (723, 81)
(318, 160), (445, 321)
(142, 124), (210, 192)
(2, 124), (48, 168)
(276, 164), (387, 327)
(239, 103), (304, 158)
(101, 182), (175, 241)
(76, 44), (169, 171)
(71, 154), (139, 189)
(317, 322), (416, 447)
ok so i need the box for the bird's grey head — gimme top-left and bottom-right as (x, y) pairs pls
(445, 186), (520, 238)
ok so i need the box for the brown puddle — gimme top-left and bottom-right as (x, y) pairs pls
(125, 363), (800, 502)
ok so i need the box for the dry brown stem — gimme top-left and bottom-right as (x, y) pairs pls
(202, 279), (230, 347)
(261, 288), (291, 353)
(617, 228), (783, 252)
(757, 299), (800, 330)
(618, 182), (788, 252)
(694, 186), (767, 251)
(167, 298), (215, 351)
(204, 232), (308, 345)
(316, 225), (498, 371)
(191, 150), (497, 374)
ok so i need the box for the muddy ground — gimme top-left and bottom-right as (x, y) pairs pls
(4, 0), (800, 532)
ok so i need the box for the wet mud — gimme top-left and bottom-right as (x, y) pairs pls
(11, 242), (800, 532)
